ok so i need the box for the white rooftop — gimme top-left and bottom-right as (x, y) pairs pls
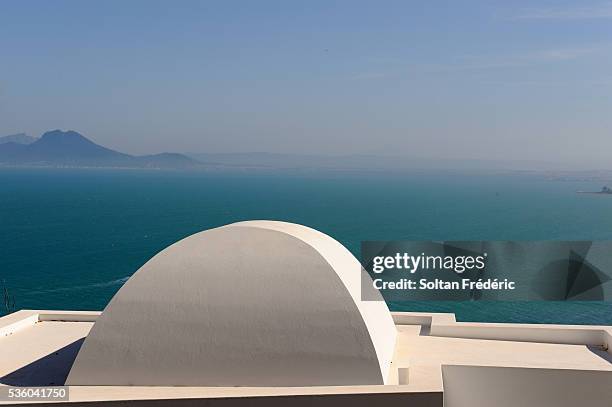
(1, 221), (611, 406)
(1, 310), (611, 406)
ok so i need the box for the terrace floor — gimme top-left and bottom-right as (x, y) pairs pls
(0, 310), (611, 405)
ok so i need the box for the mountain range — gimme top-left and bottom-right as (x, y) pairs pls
(0, 130), (199, 169)
(0, 133), (37, 145)
(0, 130), (593, 173)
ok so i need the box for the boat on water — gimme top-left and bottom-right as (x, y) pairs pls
(577, 186), (612, 194)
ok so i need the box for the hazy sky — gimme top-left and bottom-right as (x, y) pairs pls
(1, 1), (611, 166)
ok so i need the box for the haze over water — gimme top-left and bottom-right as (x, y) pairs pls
(2, 168), (611, 324)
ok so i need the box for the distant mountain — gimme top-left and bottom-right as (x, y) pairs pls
(189, 152), (332, 169)
(135, 153), (200, 169)
(188, 152), (579, 172)
(0, 130), (200, 169)
(0, 133), (37, 145)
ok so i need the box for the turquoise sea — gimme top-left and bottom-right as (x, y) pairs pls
(1, 168), (611, 324)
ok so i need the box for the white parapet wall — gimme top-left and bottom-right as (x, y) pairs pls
(442, 365), (612, 407)
(392, 311), (612, 351)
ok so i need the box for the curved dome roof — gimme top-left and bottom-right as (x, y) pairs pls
(66, 221), (397, 386)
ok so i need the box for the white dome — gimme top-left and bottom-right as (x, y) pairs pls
(66, 221), (397, 386)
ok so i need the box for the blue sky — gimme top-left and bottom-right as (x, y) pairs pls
(1, 1), (611, 166)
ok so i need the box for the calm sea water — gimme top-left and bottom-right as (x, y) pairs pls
(1, 168), (611, 324)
